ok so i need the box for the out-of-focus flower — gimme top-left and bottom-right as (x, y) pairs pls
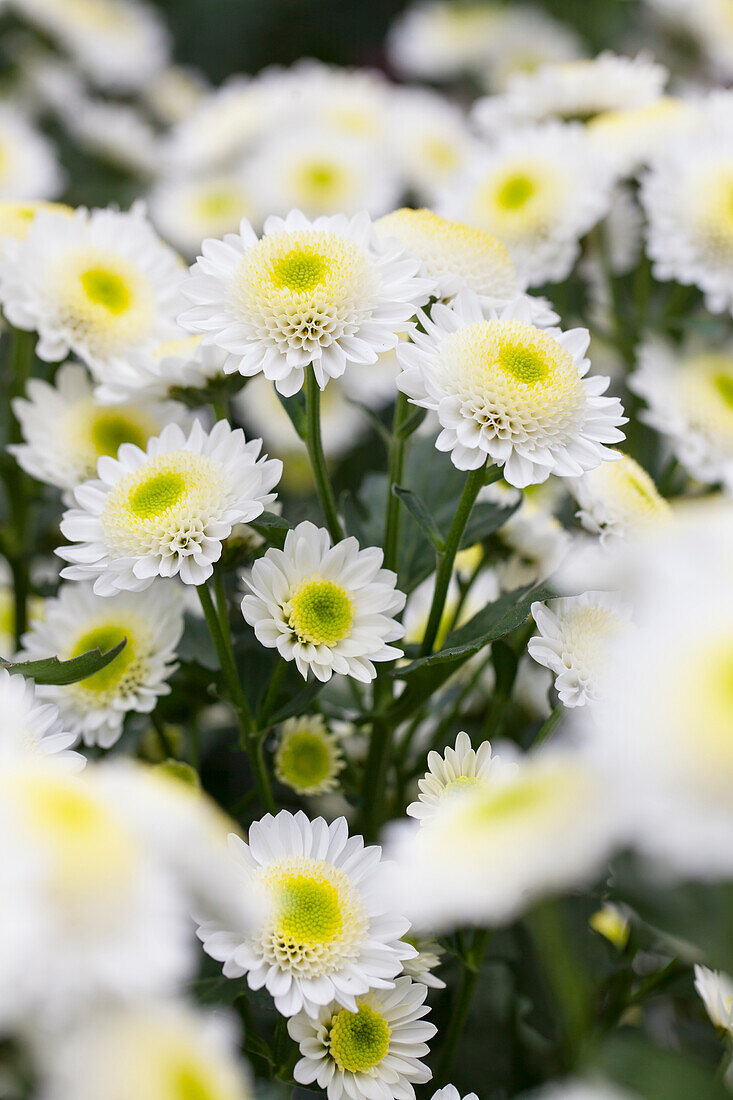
(0, 200), (72, 252)
(197, 810), (415, 1018)
(386, 89), (480, 204)
(242, 521), (405, 683)
(402, 936), (446, 989)
(480, 482), (570, 590)
(58, 420), (281, 592)
(20, 582), (183, 749)
(0, 667), (82, 768)
(646, 0), (733, 78)
(401, 569), (499, 653)
(589, 903), (630, 951)
(630, 339), (733, 492)
(180, 209), (433, 396)
(143, 63), (209, 125)
(148, 173), (258, 258)
(397, 292), (625, 486)
(439, 123), (613, 287)
(61, 96), (160, 177)
(288, 977), (436, 1100)
(569, 450), (670, 543)
(387, 0), (503, 81)
(274, 714), (345, 795)
(407, 731), (506, 821)
(586, 97), (695, 177)
(0, 106), (62, 200)
(528, 592), (630, 707)
(93, 334), (226, 404)
(694, 965), (733, 1035)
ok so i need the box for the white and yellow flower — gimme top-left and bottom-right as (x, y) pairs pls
(148, 172), (258, 258)
(242, 521), (405, 683)
(58, 419), (282, 592)
(0, 667), (82, 769)
(386, 89), (480, 204)
(274, 714), (345, 795)
(401, 936), (446, 989)
(0, 200), (72, 252)
(288, 977), (436, 1100)
(180, 209), (433, 396)
(397, 292), (626, 487)
(93, 333), (226, 405)
(586, 97), (695, 177)
(569, 450), (670, 543)
(407, 731), (507, 821)
(196, 809), (415, 1018)
(0, 106), (62, 200)
(387, 0), (504, 80)
(695, 965), (733, 1035)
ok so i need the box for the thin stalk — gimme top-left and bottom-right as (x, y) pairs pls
(304, 367), (343, 543)
(151, 711), (178, 760)
(359, 677), (394, 840)
(435, 929), (491, 1083)
(382, 391), (410, 574)
(258, 659), (287, 726)
(533, 702), (564, 747)
(3, 329), (36, 648)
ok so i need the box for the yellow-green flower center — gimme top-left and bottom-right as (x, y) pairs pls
(278, 730), (332, 789)
(328, 1004), (391, 1074)
(271, 249), (329, 293)
(80, 266), (133, 314)
(90, 411), (149, 458)
(495, 173), (536, 210)
(714, 370), (733, 408)
(295, 161), (345, 199)
(498, 341), (549, 384)
(469, 778), (548, 825)
(71, 622), (134, 692)
(168, 1060), (223, 1100)
(287, 578), (354, 647)
(277, 873), (343, 943)
(129, 471), (187, 519)
(195, 188), (246, 222)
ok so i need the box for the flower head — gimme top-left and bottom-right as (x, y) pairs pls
(386, 89), (480, 204)
(0, 106), (62, 200)
(179, 209), (434, 396)
(242, 521), (405, 683)
(695, 965), (733, 1035)
(397, 292), (626, 487)
(407, 731), (507, 821)
(93, 333), (226, 404)
(569, 450), (670, 543)
(58, 419), (281, 592)
(401, 936), (446, 989)
(274, 714), (345, 795)
(148, 172), (257, 258)
(288, 977), (436, 1100)
(0, 667), (82, 769)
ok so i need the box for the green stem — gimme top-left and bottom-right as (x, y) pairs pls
(3, 329), (36, 648)
(533, 702), (564, 747)
(258, 659), (287, 726)
(382, 391), (410, 575)
(304, 367), (343, 543)
(435, 929), (491, 1083)
(419, 463), (492, 657)
(151, 711), (177, 760)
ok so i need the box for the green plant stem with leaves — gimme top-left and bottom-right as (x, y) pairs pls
(383, 390), (411, 574)
(304, 366), (344, 543)
(435, 928), (492, 1084)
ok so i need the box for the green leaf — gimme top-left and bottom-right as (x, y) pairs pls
(275, 390), (307, 441)
(267, 678), (328, 727)
(393, 485), (445, 552)
(1, 639), (127, 685)
(249, 510), (292, 549)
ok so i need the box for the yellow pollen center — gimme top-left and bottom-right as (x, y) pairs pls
(278, 731), (332, 788)
(71, 623), (133, 693)
(270, 249), (329, 293)
(714, 371), (733, 408)
(195, 189), (245, 221)
(298, 161), (342, 193)
(80, 266), (132, 314)
(328, 1005), (391, 1073)
(468, 777), (550, 827)
(129, 471), (187, 518)
(168, 1060), (221, 1100)
(498, 341), (549, 384)
(496, 174), (536, 210)
(286, 578), (354, 647)
(277, 874), (343, 943)
(90, 411), (149, 457)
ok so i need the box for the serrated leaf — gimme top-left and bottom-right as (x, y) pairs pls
(393, 485), (445, 552)
(1, 639), (126, 685)
(275, 390), (307, 441)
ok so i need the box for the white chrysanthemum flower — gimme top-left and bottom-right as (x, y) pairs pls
(148, 173), (258, 258)
(180, 209), (433, 396)
(386, 750), (616, 930)
(143, 63), (209, 126)
(265, 60), (391, 143)
(695, 965), (733, 1035)
(477, 5), (583, 91)
(0, 106), (62, 200)
(0, 200), (71, 252)
(569, 450), (671, 544)
(387, 0), (503, 80)
(397, 292), (626, 487)
(528, 592), (630, 707)
(386, 89), (480, 204)
(0, 205), (184, 372)
(407, 731), (507, 821)
(438, 123), (613, 287)
(61, 95), (160, 177)
(0, 667), (82, 768)
(274, 714), (345, 795)
(58, 419), (282, 592)
(402, 937), (445, 989)
(9, 0), (170, 91)
(39, 1000), (253, 1100)
(196, 810), (415, 1018)
(480, 482), (570, 589)
(630, 339), (733, 492)
(288, 977), (436, 1100)
(647, 0), (733, 76)
(20, 582), (183, 749)
(242, 521), (405, 683)
(431, 1088), (478, 1100)
(586, 97), (695, 177)
(641, 126), (733, 314)
(93, 334), (226, 404)
(9, 362), (189, 493)
(243, 128), (399, 222)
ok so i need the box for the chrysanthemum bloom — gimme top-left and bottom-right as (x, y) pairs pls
(274, 715), (345, 795)
(569, 450), (670, 544)
(196, 810), (415, 1018)
(148, 172), (258, 258)
(288, 977), (436, 1100)
(179, 209), (434, 396)
(93, 333), (227, 404)
(387, 89), (479, 205)
(0, 668), (83, 769)
(397, 292), (626, 487)
(437, 123), (613, 286)
(586, 97), (695, 177)
(431, 1088), (479, 1100)
(401, 936), (446, 989)
(0, 106), (63, 201)
(528, 592), (630, 707)
(630, 339), (733, 492)
(0, 205), (183, 373)
(20, 582), (183, 749)
(387, 0), (505, 81)
(407, 731), (507, 821)
(58, 419), (282, 592)
(9, 362), (189, 494)
(694, 965), (733, 1035)
(0, 200), (72, 252)
(39, 1000), (253, 1100)
(242, 521), (405, 683)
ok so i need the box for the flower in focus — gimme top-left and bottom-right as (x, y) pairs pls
(287, 976), (436, 1100)
(694, 965), (733, 1035)
(397, 292), (626, 487)
(148, 172), (258, 257)
(401, 936), (446, 989)
(0, 667), (82, 768)
(528, 592), (630, 707)
(0, 106), (62, 200)
(242, 521), (405, 682)
(179, 209), (434, 396)
(569, 450), (670, 543)
(196, 809), (415, 1018)
(630, 339), (733, 492)
(407, 731), (507, 821)
(20, 582), (183, 749)
(58, 420), (281, 591)
(274, 714), (345, 795)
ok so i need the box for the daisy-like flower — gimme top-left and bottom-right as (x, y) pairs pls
(476, 4), (583, 92)
(0, 205), (183, 373)
(630, 339), (733, 492)
(241, 521), (405, 683)
(143, 63), (209, 126)
(528, 592), (630, 707)
(61, 96), (160, 178)
(266, 60), (391, 144)
(586, 97), (695, 177)
(179, 209), (434, 396)
(431, 1089), (478, 1100)
(274, 714), (345, 795)
(396, 292), (626, 487)
(569, 450), (670, 543)
(386, 89), (480, 204)
(0, 106), (62, 200)
(93, 333), (226, 405)
(39, 1000), (253, 1100)
(0, 200), (71, 252)
(287, 977), (436, 1100)
(694, 965), (733, 1035)
(20, 582), (183, 749)
(9, 362), (189, 494)
(148, 172), (258, 258)
(438, 122), (613, 287)
(0, 667), (83, 768)
(57, 419), (282, 592)
(407, 731), (506, 821)
(387, 0), (504, 80)
(401, 936), (445, 989)
(196, 809), (415, 1018)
